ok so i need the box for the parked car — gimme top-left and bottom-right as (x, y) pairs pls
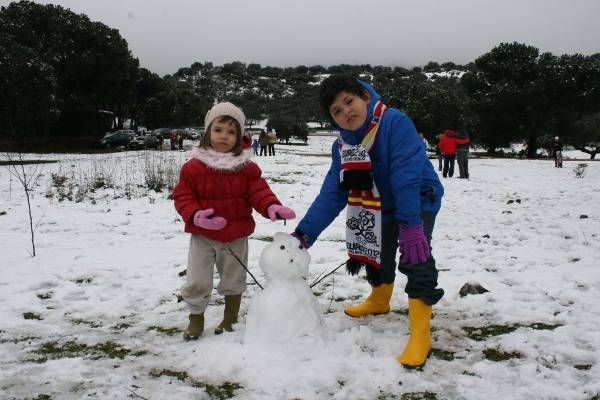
(152, 128), (172, 140)
(95, 130), (135, 148)
(185, 128), (202, 140)
(128, 134), (160, 150)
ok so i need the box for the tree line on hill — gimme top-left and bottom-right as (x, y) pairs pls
(1, 1), (599, 158)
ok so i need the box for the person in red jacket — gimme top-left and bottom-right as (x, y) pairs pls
(173, 102), (296, 340)
(438, 129), (469, 178)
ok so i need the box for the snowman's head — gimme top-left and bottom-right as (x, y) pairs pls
(259, 232), (311, 281)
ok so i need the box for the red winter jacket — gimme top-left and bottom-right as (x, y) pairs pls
(173, 147), (280, 243)
(438, 131), (469, 155)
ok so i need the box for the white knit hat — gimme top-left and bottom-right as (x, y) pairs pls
(204, 102), (245, 132)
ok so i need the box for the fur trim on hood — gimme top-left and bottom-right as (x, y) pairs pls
(188, 146), (252, 171)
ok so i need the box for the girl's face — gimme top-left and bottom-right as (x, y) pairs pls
(209, 118), (239, 153)
(328, 90), (370, 132)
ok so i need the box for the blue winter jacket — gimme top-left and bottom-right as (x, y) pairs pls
(295, 81), (444, 245)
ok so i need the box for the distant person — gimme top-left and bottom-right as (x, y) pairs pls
(259, 129), (268, 156)
(170, 130), (178, 151)
(252, 138), (259, 155)
(438, 129), (469, 178)
(452, 130), (470, 179)
(553, 136), (563, 168)
(173, 102), (296, 340)
(267, 128), (277, 156)
(435, 135), (442, 171)
(177, 131), (184, 150)
(437, 130), (455, 178)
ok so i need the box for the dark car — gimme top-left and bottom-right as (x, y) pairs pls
(95, 130), (135, 148)
(185, 128), (202, 140)
(128, 134), (160, 150)
(153, 128), (172, 140)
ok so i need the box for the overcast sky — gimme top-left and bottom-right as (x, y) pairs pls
(5, 0), (600, 75)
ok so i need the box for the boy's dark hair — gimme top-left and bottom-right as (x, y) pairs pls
(201, 115), (243, 155)
(319, 74), (369, 125)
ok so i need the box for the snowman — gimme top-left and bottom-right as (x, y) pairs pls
(244, 232), (325, 344)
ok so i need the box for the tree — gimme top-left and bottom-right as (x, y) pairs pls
(462, 42), (552, 156)
(441, 62), (457, 71)
(374, 73), (468, 142)
(423, 61), (441, 72)
(0, 1), (139, 140)
(158, 76), (207, 128)
(551, 54), (600, 157)
(131, 68), (163, 129)
(408, 77), (469, 141)
(267, 112), (308, 143)
(0, 36), (57, 149)
(571, 112), (600, 159)
(247, 63), (262, 77)
(308, 65), (326, 74)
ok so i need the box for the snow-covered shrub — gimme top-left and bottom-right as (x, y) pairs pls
(141, 151), (179, 193)
(573, 163), (588, 178)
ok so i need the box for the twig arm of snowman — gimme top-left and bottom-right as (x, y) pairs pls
(226, 244), (264, 289)
(309, 260), (348, 288)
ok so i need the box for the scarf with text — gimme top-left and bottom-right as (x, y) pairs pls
(338, 100), (387, 284)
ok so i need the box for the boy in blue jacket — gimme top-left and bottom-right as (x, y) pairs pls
(292, 74), (444, 368)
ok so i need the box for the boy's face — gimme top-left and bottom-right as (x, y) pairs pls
(328, 90), (370, 132)
(209, 118), (238, 153)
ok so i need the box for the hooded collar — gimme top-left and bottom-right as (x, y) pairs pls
(338, 80), (382, 145)
(189, 146), (252, 171)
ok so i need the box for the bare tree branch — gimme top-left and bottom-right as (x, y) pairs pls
(2, 152), (45, 256)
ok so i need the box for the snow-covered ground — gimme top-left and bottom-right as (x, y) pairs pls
(1, 138), (599, 400)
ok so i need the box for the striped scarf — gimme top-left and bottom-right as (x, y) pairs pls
(338, 101), (387, 284)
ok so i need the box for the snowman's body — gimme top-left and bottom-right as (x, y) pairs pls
(244, 232), (324, 344)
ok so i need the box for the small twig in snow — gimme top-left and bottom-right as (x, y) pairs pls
(126, 387), (150, 400)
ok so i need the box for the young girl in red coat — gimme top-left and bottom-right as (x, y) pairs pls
(173, 102), (296, 340)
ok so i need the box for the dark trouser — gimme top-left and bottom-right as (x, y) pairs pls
(259, 146), (267, 156)
(442, 154), (455, 178)
(437, 154), (443, 171)
(268, 143), (275, 156)
(379, 211), (444, 305)
(457, 150), (469, 178)
(555, 151), (563, 168)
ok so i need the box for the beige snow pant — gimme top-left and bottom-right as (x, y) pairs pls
(181, 234), (248, 314)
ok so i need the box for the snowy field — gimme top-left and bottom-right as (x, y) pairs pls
(1, 137), (599, 400)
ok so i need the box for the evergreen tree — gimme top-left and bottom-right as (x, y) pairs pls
(0, 37), (57, 148)
(0, 0), (138, 138)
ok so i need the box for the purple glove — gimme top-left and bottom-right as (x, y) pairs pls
(398, 224), (431, 264)
(267, 204), (296, 221)
(291, 230), (311, 249)
(193, 209), (227, 230)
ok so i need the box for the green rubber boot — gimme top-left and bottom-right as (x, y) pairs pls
(214, 294), (242, 335)
(183, 313), (204, 341)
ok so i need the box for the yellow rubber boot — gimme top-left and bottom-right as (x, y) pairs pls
(344, 283), (393, 317)
(397, 298), (432, 369)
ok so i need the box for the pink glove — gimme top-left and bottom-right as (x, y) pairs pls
(267, 204), (296, 221)
(193, 209), (227, 230)
(398, 224), (430, 264)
